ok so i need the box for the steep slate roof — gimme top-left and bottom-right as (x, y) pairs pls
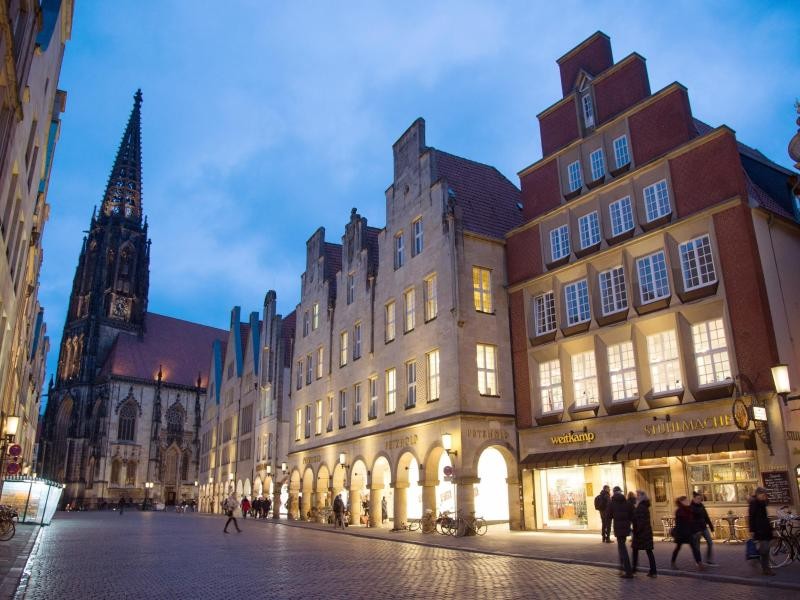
(100, 312), (227, 388)
(432, 149), (522, 240)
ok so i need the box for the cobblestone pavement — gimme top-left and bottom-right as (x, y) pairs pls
(17, 512), (798, 600)
(0, 525), (40, 599)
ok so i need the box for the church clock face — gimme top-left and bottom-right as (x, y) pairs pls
(112, 297), (128, 319)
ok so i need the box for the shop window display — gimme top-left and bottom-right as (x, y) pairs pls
(540, 467), (588, 528)
(688, 457), (757, 504)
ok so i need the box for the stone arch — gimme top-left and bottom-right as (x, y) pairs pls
(301, 467), (314, 520)
(395, 450), (422, 485)
(469, 440), (518, 484)
(244, 478), (252, 498)
(254, 476), (263, 497)
(370, 455), (393, 527)
(423, 444), (448, 485)
(317, 464), (332, 508)
(236, 479), (244, 497)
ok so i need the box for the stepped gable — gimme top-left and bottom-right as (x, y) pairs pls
(100, 312), (227, 387)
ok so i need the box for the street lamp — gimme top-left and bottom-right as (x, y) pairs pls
(1, 416), (20, 493)
(144, 481), (153, 510)
(772, 364), (800, 406)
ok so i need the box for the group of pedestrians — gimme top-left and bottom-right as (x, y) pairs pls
(670, 492), (716, 571)
(600, 485), (658, 578)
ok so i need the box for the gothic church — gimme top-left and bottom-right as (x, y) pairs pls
(39, 91), (227, 508)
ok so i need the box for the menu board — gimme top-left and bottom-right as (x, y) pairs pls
(762, 471), (792, 504)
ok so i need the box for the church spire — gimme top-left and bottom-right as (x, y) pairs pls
(101, 89), (143, 221)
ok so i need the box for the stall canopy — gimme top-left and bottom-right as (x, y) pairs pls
(521, 431), (756, 469)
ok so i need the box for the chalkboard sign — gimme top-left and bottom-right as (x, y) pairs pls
(762, 471), (792, 504)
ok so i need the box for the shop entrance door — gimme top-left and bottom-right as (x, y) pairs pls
(645, 468), (672, 529)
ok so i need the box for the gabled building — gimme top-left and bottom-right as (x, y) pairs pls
(506, 32), (800, 531)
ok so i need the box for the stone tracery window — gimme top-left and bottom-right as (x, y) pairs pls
(117, 401), (137, 441)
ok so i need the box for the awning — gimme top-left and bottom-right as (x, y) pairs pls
(520, 444), (624, 469)
(618, 431), (756, 461)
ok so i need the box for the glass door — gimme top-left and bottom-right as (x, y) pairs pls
(646, 468), (672, 528)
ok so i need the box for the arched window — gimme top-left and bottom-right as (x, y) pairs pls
(181, 452), (190, 481)
(125, 461), (137, 486)
(118, 401), (137, 441)
(166, 401), (185, 444)
(111, 460), (121, 485)
(164, 449), (179, 485)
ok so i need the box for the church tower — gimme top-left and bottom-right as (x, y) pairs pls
(57, 90), (150, 385)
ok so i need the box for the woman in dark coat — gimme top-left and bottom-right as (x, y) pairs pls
(631, 490), (657, 577)
(749, 487), (775, 575)
(671, 496), (704, 570)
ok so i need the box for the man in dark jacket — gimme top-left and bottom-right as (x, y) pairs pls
(605, 486), (634, 578)
(690, 491), (716, 565)
(594, 485), (612, 543)
(748, 487), (774, 576)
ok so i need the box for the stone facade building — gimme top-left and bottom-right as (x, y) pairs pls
(38, 91), (226, 508)
(505, 33), (800, 532)
(0, 0), (71, 477)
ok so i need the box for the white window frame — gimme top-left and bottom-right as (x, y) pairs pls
(589, 148), (605, 182)
(564, 279), (591, 326)
(353, 322), (362, 359)
(304, 405), (312, 438)
(339, 331), (348, 367)
(305, 353), (313, 384)
(692, 319), (731, 386)
(608, 341), (638, 402)
(426, 349), (440, 402)
(316, 347), (324, 379)
(346, 273), (355, 305)
(327, 395), (334, 432)
(578, 211), (600, 249)
(295, 408), (302, 441)
(394, 233), (405, 268)
(572, 351), (599, 407)
(385, 368), (397, 414)
(613, 135), (630, 168)
(404, 288), (415, 332)
(303, 311), (309, 337)
(567, 161), (583, 192)
(476, 344), (498, 396)
(643, 179), (671, 222)
(368, 376), (378, 420)
(609, 196), (634, 236)
(539, 359), (563, 413)
(647, 330), (683, 393)
(550, 225), (570, 261)
(296, 360), (303, 390)
(412, 218), (423, 256)
(339, 390), (347, 428)
(424, 274), (438, 321)
(353, 383), (362, 424)
(312, 302), (320, 330)
(315, 399), (322, 435)
(405, 361), (417, 408)
(680, 234), (717, 291)
(637, 250), (670, 304)
(582, 94), (594, 128)
(599, 266), (627, 315)
(472, 267), (493, 313)
(385, 301), (396, 342)
(533, 292), (556, 336)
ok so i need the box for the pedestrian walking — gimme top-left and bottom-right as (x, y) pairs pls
(241, 496), (251, 519)
(605, 486), (634, 578)
(333, 494), (345, 528)
(381, 496), (388, 524)
(748, 487), (775, 576)
(118, 497), (126, 516)
(691, 491), (716, 565)
(594, 485), (612, 543)
(264, 497), (272, 518)
(223, 493), (242, 533)
(671, 496), (704, 571)
(631, 490), (657, 578)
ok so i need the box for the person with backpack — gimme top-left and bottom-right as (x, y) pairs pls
(594, 485), (612, 543)
(223, 493), (241, 533)
(605, 486), (634, 578)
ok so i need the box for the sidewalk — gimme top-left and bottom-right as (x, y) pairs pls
(0, 524), (41, 600)
(250, 516), (800, 591)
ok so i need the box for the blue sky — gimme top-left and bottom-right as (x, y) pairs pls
(39, 0), (799, 399)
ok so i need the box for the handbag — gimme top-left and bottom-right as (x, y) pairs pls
(745, 538), (760, 560)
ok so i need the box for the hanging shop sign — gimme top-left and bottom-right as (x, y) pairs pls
(644, 414), (732, 436)
(550, 431), (596, 445)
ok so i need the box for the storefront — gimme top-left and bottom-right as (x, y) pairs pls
(520, 400), (786, 532)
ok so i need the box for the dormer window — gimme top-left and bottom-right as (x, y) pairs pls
(582, 94), (595, 129)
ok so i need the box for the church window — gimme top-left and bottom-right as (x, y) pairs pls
(117, 401), (137, 441)
(111, 460), (121, 485)
(125, 461), (137, 486)
(181, 452), (190, 481)
(166, 402), (185, 443)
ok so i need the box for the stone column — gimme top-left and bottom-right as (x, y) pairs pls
(349, 488), (362, 525)
(287, 492), (298, 520)
(421, 481), (437, 516)
(455, 476), (479, 535)
(369, 486), (383, 527)
(392, 483), (408, 528)
(300, 490), (312, 520)
(507, 478), (522, 530)
(272, 488), (282, 519)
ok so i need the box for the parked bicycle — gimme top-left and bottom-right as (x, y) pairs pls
(436, 510), (457, 535)
(0, 505), (18, 541)
(769, 506), (800, 568)
(455, 510), (487, 536)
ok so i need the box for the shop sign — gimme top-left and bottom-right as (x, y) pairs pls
(385, 434), (418, 450)
(761, 471), (792, 504)
(644, 414), (732, 436)
(550, 431), (595, 445)
(464, 429), (510, 441)
(786, 431), (800, 441)
(302, 455), (321, 465)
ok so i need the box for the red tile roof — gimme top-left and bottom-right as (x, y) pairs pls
(432, 150), (522, 239)
(100, 312), (228, 388)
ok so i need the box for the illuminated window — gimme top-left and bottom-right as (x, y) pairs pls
(426, 349), (440, 402)
(346, 273), (355, 304)
(424, 274), (438, 321)
(353, 383), (362, 424)
(643, 180), (671, 222)
(647, 330), (682, 393)
(312, 302), (320, 330)
(550, 225), (570, 261)
(540, 359), (563, 413)
(599, 267), (627, 315)
(339, 331), (348, 367)
(680, 235), (716, 290)
(637, 251), (670, 303)
(315, 399), (322, 435)
(385, 368), (397, 414)
(589, 148), (605, 181)
(609, 196), (634, 236)
(404, 288), (415, 332)
(578, 211), (600, 249)
(385, 301), (396, 342)
(688, 458), (758, 504)
(339, 390), (347, 428)
(564, 279), (590, 326)
(572, 351), (598, 407)
(412, 219), (423, 256)
(295, 408), (302, 441)
(472, 267), (493, 313)
(608, 342), (638, 402)
(692, 319), (731, 385)
(533, 292), (556, 336)
(567, 161), (583, 192)
(316, 347), (324, 379)
(405, 361), (417, 408)
(476, 344), (498, 396)
(353, 322), (362, 359)
(368, 376), (378, 420)
(326, 396), (334, 432)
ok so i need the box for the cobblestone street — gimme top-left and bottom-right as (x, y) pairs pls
(9, 512), (799, 599)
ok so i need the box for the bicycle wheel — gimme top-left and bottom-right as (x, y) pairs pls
(0, 519), (15, 542)
(436, 519), (447, 535)
(408, 519), (419, 531)
(474, 518), (487, 536)
(769, 536), (791, 568)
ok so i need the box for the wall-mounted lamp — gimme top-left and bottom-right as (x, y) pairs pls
(209, 476), (214, 484)
(338, 452), (350, 470)
(266, 465), (272, 475)
(442, 432), (457, 457)
(281, 462), (288, 475)
(772, 364), (800, 406)
(194, 480), (199, 487)
(228, 473), (234, 481)
(3, 415), (19, 440)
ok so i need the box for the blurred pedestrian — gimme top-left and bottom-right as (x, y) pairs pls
(381, 496), (388, 524)
(605, 486), (634, 578)
(118, 497), (126, 516)
(223, 493), (241, 533)
(632, 490), (657, 578)
(748, 487), (775, 576)
(333, 494), (345, 528)
(671, 496), (704, 571)
(241, 496), (251, 519)
(594, 485), (612, 543)
(691, 491), (716, 565)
